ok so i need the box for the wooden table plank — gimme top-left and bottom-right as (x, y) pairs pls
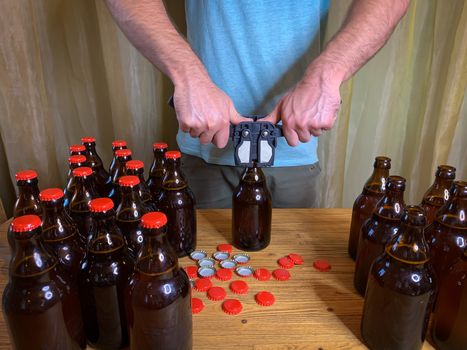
(0, 209), (436, 349)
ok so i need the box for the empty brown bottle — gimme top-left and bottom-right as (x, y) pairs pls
(69, 144), (86, 156)
(13, 169), (42, 218)
(354, 175), (406, 296)
(39, 188), (87, 348)
(147, 142), (167, 201)
(126, 159), (156, 211)
(108, 140), (128, 175)
(109, 148), (133, 207)
(361, 206), (435, 350)
(126, 212), (192, 350)
(157, 151), (196, 257)
(64, 155), (87, 210)
(232, 165), (272, 251)
(81, 137), (113, 197)
(348, 156), (391, 260)
(116, 175), (149, 259)
(3, 215), (81, 350)
(426, 181), (467, 288)
(80, 198), (134, 349)
(420, 165), (456, 225)
(69, 167), (99, 244)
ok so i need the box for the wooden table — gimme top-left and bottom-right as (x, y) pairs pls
(0, 209), (436, 349)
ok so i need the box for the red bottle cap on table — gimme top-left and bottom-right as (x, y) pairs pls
(126, 160), (144, 170)
(141, 212), (167, 229)
(229, 280), (249, 295)
(273, 269), (291, 281)
(68, 155), (87, 164)
(119, 175), (140, 187)
(39, 188), (64, 202)
(222, 299), (243, 315)
(15, 170), (38, 181)
(153, 142), (168, 150)
(217, 243), (233, 253)
(81, 137), (95, 143)
(207, 286), (227, 301)
(184, 265), (198, 279)
(11, 215), (42, 232)
(313, 259), (331, 272)
(73, 167), (93, 177)
(115, 149), (132, 157)
(254, 268), (271, 281)
(255, 291), (275, 307)
(288, 253), (304, 265)
(165, 151), (181, 159)
(278, 256), (294, 269)
(215, 268), (233, 281)
(112, 140), (127, 147)
(89, 198), (114, 212)
(192, 298), (204, 314)
(194, 278), (212, 292)
(69, 144), (86, 153)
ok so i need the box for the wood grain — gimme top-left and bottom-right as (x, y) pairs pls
(0, 209), (436, 349)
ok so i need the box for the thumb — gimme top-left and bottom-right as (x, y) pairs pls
(230, 112), (251, 125)
(261, 105), (281, 124)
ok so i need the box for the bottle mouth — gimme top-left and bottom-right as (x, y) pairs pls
(374, 156), (391, 169)
(401, 205), (427, 226)
(436, 165), (456, 179)
(387, 175), (406, 191)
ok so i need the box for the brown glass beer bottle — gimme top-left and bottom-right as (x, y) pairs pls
(147, 142), (167, 200)
(80, 198), (134, 349)
(361, 206), (435, 350)
(232, 165), (272, 251)
(3, 215), (81, 350)
(81, 137), (113, 197)
(109, 148), (133, 207)
(126, 159), (156, 211)
(69, 167), (99, 244)
(13, 169), (42, 218)
(116, 175), (149, 259)
(348, 156), (391, 260)
(109, 140), (128, 175)
(157, 151), (196, 257)
(64, 155), (87, 210)
(420, 165), (456, 225)
(69, 144), (86, 156)
(354, 175), (406, 296)
(126, 212), (192, 350)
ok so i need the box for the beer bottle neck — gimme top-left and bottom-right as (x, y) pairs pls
(119, 187), (145, 208)
(150, 149), (166, 176)
(72, 176), (98, 202)
(435, 182), (467, 227)
(374, 188), (405, 219)
(88, 210), (126, 252)
(364, 167), (390, 193)
(162, 159), (187, 189)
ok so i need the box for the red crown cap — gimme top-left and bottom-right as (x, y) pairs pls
(69, 144), (86, 152)
(72, 167), (93, 177)
(39, 188), (64, 201)
(112, 140), (127, 147)
(81, 137), (95, 143)
(115, 149), (132, 157)
(11, 215), (42, 232)
(141, 212), (168, 229)
(126, 160), (144, 170)
(165, 150), (181, 159)
(89, 198), (114, 212)
(15, 170), (38, 181)
(153, 142), (168, 150)
(68, 155), (87, 164)
(119, 175), (140, 187)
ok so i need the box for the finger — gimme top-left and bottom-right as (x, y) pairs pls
(297, 129), (311, 143)
(179, 121), (190, 134)
(189, 128), (203, 138)
(262, 106), (281, 124)
(310, 128), (323, 137)
(199, 131), (215, 145)
(230, 113), (251, 125)
(283, 126), (300, 147)
(212, 127), (230, 148)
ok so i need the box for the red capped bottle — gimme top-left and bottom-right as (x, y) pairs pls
(109, 140), (128, 176)
(126, 212), (192, 350)
(3, 215), (81, 350)
(126, 159), (156, 211)
(13, 170), (42, 218)
(81, 137), (113, 197)
(79, 198), (133, 349)
(232, 165), (272, 251)
(109, 148), (133, 207)
(147, 142), (168, 201)
(361, 206), (435, 350)
(69, 144), (86, 156)
(116, 175), (149, 259)
(354, 175), (406, 296)
(420, 165), (456, 225)
(348, 156), (391, 260)
(69, 167), (99, 243)
(64, 155), (87, 210)
(157, 151), (196, 257)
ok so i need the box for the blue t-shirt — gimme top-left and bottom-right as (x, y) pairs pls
(179, 0), (329, 166)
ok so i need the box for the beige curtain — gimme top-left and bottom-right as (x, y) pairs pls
(0, 0), (466, 215)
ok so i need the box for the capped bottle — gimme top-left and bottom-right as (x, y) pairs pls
(157, 151), (196, 257)
(64, 155), (87, 210)
(13, 169), (42, 218)
(116, 175), (149, 259)
(354, 175), (406, 296)
(126, 159), (156, 211)
(69, 167), (99, 243)
(81, 137), (113, 197)
(420, 165), (456, 225)
(108, 140), (128, 176)
(3, 215), (81, 350)
(80, 198), (134, 349)
(147, 142), (167, 201)
(426, 181), (467, 287)
(361, 206), (435, 350)
(232, 165), (272, 251)
(109, 148), (133, 207)
(126, 212), (192, 350)
(69, 144), (86, 156)
(348, 156), (391, 260)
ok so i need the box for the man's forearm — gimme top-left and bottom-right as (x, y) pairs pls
(105, 0), (207, 84)
(311, 0), (410, 82)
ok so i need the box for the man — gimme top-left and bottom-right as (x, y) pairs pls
(105, 0), (410, 208)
